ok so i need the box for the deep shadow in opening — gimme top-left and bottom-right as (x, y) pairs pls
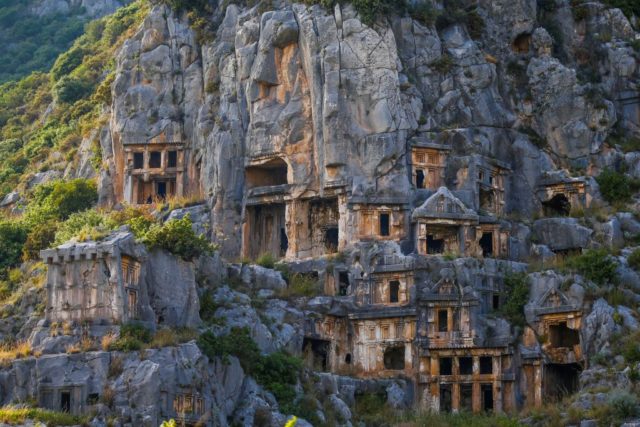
(303, 337), (330, 372)
(427, 235), (445, 254)
(481, 384), (494, 412)
(338, 272), (349, 296)
(440, 384), (452, 412)
(380, 213), (390, 236)
(460, 384), (473, 411)
(439, 357), (452, 375)
(324, 227), (338, 253)
(459, 356), (473, 375)
(480, 356), (493, 374)
(416, 169), (425, 189)
(543, 363), (582, 402)
(389, 280), (400, 303)
(383, 346), (405, 370)
(479, 232), (493, 257)
(479, 188), (495, 213)
(512, 32), (532, 53)
(543, 194), (571, 217)
(549, 322), (580, 348)
(60, 391), (71, 413)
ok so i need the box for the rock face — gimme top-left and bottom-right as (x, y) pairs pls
(3, 0), (640, 425)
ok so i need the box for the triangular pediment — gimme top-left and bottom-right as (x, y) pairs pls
(412, 187), (478, 221)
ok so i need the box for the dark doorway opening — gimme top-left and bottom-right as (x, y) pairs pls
(303, 338), (330, 371)
(438, 309), (448, 332)
(492, 294), (500, 311)
(383, 346), (405, 370)
(157, 181), (167, 199)
(549, 322), (580, 348)
(167, 150), (177, 168)
(389, 280), (400, 303)
(380, 213), (390, 236)
(345, 353), (352, 364)
(325, 227), (338, 253)
(543, 194), (571, 217)
(543, 363), (582, 402)
(440, 384), (452, 412)
(149, 151), (161, 168)
(481, 384), (494, 412)
(280, 227), (288, 256)
(459, 356), (473, 375)
(439, 357), (452, 375)
(460, 384), (473, 411)
(416, 169), (425, 189)
(133, 152), (144, 169)
(480, 356), (493, 374)
(427, 235), (445, 254)
(338, 272), (349, 296)
(479, 232), (493, 257)
(60, 391), (71, 413)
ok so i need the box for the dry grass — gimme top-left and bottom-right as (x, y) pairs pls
(101, 385), (115, 408)
(108, 355), (124, 379)
(148, 327), (198, 349)
(65, 337), (95, 354)
(101, 333), (117, 351)
(0, 341), (32, 366)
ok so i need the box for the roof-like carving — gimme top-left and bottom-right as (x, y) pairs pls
(412, 187), (478, 222)
(534, 287), (579, 315)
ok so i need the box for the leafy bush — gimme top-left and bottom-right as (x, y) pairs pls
(256, 252), (276, 269)
(26, 179), (98, 223)
(141, 215), (214, 260)
(254, 351), (303, 412)
(435, 0), (485, 39)
(197, 327), (302, 413)
(109, 322), (152, 352)
(627, 248), (640, 271)
(199, 290), (220, 324)
(407, 2), (439, 26)
(197, 327), (261, 371)
(607, 391), (640, 420)
(596, 168), (638, 206)
(54, 209), (106, 245)
(22, 223), (58, 260)
(0, 221), (28, 278)
(498, 271), (530, 328)
(568, 249), (618, 286)
(53, 75), (92, 104)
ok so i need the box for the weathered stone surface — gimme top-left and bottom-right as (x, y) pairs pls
(532, 218), (593, 251)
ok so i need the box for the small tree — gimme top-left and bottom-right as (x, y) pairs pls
(498, 271), (530, 328)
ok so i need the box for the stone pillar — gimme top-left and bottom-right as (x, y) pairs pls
(452, 382), (460, 413)
(472, 382), (481, 412)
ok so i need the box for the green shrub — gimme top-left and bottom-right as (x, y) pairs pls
(628, 248), (640, 270)
(608, 391), (640, 420)
(498, 271), (530, 328)
(141, 215), (214, 260)
(50, 46), (87, 83)
(431, 54), (454, 74)
(435, 0), (484, 39)
(110, 322), (152, 351)
(26, 178), (98, 223)
(568, 248), (618, 286)
(0, 221), (28, 279)
(199, 290), (220, 324)
(53, 75), (92, 104)
(0, 406), (88, 426)
(54, 209), (106, 245)
(197, 327), (261, 371)
(22, 222), (58, 260)
(256, 252), (276, 269)
(407, 2), (439, 26)
(596, 168), (638, 206)
(254, 351), (303, 413)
